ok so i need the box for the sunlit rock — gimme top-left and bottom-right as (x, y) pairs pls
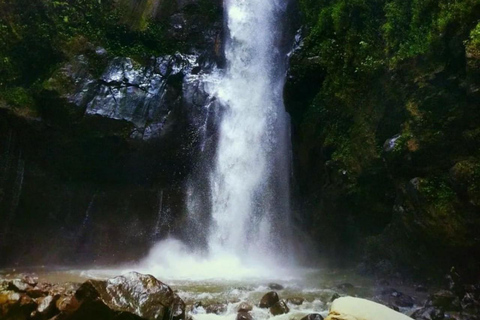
(325, 297), (413, 320)
(74, 272), (183, 320)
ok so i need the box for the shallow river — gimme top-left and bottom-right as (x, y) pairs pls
(0, 265), (425, 319)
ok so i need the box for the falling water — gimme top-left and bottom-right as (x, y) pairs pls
(207, 0), (292, 261)
(152, 190), (165, 240)
(140, 0), (293, 279)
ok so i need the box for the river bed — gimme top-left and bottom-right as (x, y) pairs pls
(0, 266), (427, 319)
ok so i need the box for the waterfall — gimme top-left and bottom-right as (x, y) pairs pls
(207, 0), (292, 261)
(141, 0), (293, 279)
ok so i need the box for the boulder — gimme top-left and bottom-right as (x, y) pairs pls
(259, 291), (279, 308)
(325, 297), (413, 320)
(410, 307), (444, 320)
(268, 283), (284, 290)
(270, 300), (289, 316)
(0, 291), (37, 320)
(379, 288), (415, 308)
(301, 314), (324, 320)
(432, 290), (461, 311)
(237, 311), (253, 320)
(205, 303), (226, 315)
(74, 272), (183, 320)
(9, 279), (33, 292)
(237, 302), (253, 312)
(36, 294), (59, 318)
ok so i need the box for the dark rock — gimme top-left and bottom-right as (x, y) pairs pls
(415, 285), (428, 292)
(330, 293), (341, 302)
(68, 272), (184, 320)
(432, 290), (460, 311)
(268, 283), (284, 290)
(336, 283), (354, 292)
(36, 295), (59, 317)
(378, 279), (390, 286)
(56, 295), (80, 314)
(259, 291), (279, 308)
(22, 276), (38, 287)
(205, 303), (226, 315)
(379, 288), (415, 308)
(9, 279), (33, 292)
(270, 300), (289, 316)
(461, 292), (479, 311)
(300, 314), (324, 320)
(172, 296), (186, 320)
(236, 311), (253, 320)
(26, 287), (46, 299)
(411, 307), (445, 320)
(237, 302), (253, 312)
(0, 291), (37, 320)
(287, 297), (304, 305)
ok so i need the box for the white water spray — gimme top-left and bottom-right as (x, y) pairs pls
(140, 0), (293, 280)
(208, 0), (291, 260)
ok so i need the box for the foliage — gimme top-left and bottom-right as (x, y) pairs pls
(0, 0), (178, 114)
(292, 0), (480, 274)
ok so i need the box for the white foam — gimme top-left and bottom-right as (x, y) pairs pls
(136, 239), (300, 281)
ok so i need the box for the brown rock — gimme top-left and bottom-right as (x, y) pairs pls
(205, 303), (227, 315)
(259, 291), (279, 308)
(238, 302), (253, 312)
(9, 279), (33, 292)
(22, 275), (38, 287)
(287, 297), (304, 305)
(237, 311), (253, 320)
(270, 300), (289, 316)
(268, 283), (284, 290)
(56, 295), (80, 313)
(36, 295), (59, 316)
(72, 272), (185, 320)
(301, 314), (324, 320)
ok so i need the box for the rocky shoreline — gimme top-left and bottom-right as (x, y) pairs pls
(1, 271), (479, 320)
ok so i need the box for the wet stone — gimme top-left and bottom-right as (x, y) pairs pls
(36, 295), (58, 315)
(22, 276), (38, 287)
(237, 311), (253, 320)
(330, 293), (341, 302)
(301, 314), (324, 320)
(237, 302), (253, 312)
(268, 283), (284, 290)
(270, 299), (289, 316)
(432, 290), (460, 311)
(259, 291), (279, 308)
(411, 307), (445, 320)
(10, 279), (33, 292)
(56, 295), (80, 313)
(205, 303), (226, 315)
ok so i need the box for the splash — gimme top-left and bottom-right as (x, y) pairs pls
(141, 0), (293, 280)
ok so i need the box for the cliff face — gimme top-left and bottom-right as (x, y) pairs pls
(285, 0), (480, 277)
(0, 0), (223, 265)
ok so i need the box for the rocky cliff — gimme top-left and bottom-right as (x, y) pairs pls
(285, 0), (480, 278)
(0, 0), (223, 265)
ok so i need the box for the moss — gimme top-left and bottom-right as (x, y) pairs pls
(290, 0), (480, 275)
(0, 87), (38, 117)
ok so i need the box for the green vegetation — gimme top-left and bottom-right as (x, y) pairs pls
(0, 0), (177, 117)
(290, 0), (480, 275)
